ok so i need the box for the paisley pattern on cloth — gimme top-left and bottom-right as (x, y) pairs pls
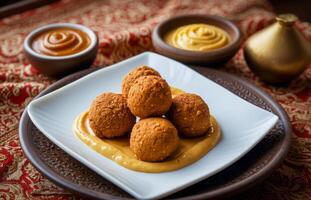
(0, 0), (310, 199)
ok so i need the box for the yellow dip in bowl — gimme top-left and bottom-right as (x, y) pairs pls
(165, 23), (230, 51)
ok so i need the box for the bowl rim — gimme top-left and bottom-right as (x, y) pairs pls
(23, 23), (98, 60)
(152, 14), (242, 57)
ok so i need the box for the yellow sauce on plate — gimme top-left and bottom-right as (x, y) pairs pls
(73, 112), (221, 173)
(170, 86), (184, 98)
(165, 23), (230, 51)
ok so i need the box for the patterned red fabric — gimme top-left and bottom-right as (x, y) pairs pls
(0, 0), (310, 199)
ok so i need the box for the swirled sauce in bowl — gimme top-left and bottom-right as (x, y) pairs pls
(32, 27), (91, 56)
(165, 23), (230, 52)
(24, 23), (98, 76)
(152, 14), (242, 64)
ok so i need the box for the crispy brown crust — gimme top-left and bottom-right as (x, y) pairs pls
(130, 117), (179, 162)
(127, 75), (172, 118)
(88, 93), (136, 138)
(167, 93), (211, 137)
(122, 66), (160, 99)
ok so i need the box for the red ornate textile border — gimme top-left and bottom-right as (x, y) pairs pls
(0, 0), (310, 199)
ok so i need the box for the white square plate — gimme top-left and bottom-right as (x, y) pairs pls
(28, 52), (278, 199)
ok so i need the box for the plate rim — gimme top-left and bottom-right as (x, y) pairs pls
(19, 66), (291, 200)
(27, 52), (280, 199)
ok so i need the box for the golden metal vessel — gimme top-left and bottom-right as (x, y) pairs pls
(244, 14), (311, 84)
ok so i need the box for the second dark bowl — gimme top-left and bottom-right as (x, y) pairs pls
(152, 14), (242, 65)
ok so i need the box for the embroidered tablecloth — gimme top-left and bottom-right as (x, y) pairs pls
(0, 0), (310, 199)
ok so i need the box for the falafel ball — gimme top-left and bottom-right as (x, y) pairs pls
(167, 93), (211, 137)
(130, 118), (179, 162)
(127, 75), (172, 118)
(88, 93), (136, 138)
(122, 66), (160, 98)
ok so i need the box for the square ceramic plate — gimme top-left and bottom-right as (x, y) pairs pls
(28, 52), (278, 199)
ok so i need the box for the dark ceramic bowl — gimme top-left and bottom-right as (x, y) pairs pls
(24, 23), (98, 77)
(152, 14), (242, 65)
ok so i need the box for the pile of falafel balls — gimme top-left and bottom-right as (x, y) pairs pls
(88, 66), (211, 162)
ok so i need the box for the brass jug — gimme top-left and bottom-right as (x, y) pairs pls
(244, 14), (311, 84)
